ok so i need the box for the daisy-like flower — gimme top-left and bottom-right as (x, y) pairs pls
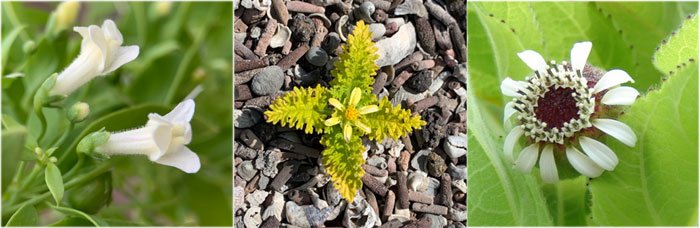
(501, 41), (639, 183)
(324, 88), (379, 141)
(50, 19), (139, 96)
(95, 99), (200, 173)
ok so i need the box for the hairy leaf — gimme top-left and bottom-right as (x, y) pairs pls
(265, 85), (331, 134)
(590, 16), (698, 224)
(653, 15), (698, 74)
(320, 128), (365, 203)
(330, 21), (379, 100)
(364, 97), (425, 141)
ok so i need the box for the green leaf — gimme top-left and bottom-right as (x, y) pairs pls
(265, 85), (331, 134)
(363, 97), (425, 141)
(1, 25), (25, 68)
(6, 204), (38, 226)
(49, 205), (108, 227)
(467, 95), (553, 225)
(320, 129), (365, 202)
(329, 20), (379, 100)
(653, 15), (698, 74)
(45, 163), (65, 205)
(589, 63), (698, 225)
(542, 177), (588, 226)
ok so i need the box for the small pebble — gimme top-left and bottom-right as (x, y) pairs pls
(427, 152), (447, 177)
(305, 47), (329, 66)
(238, 160), (258, 181)
(243, 207), (262, 228)
(449, 163), (466, 180)
(250, 66), (284, 96)
(410, 149), (431, 171)
(405, 69), (433, 93)
(290, 14), (316, 43)
(234, 108), (263, 128)
(444, 133), (467, 159)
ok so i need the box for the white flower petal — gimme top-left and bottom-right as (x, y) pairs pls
(503, 127), (523, 162)
(154, 146), (201, 173)
(593, 69), (635, 93)
(87, 25), (108, 72)
(102, 45), (139, 74)
(539, 144), (558, 183)
(163, 99), (196, 122)
(96, 124), (171, 160)
(593, 119), (637, 147)
(325, 117), (341, 126)
(500, 77), (528, 97)
(329, 98), (345, 110)
(601, 86), (639, 106)
(354, 121), (371, 133)
(358, 105), (379, 115)
(515, 143), (540, 173)
(503, 101), (517, 124)
(566, 146), (604, 178)
(349, 88), (362, 106)
(343, 124), (352, 141)
(579, 136), (618, 171)
(570, 41), (592, 72)
(101, 19), (123, 44)
(517, 50), (548, 72)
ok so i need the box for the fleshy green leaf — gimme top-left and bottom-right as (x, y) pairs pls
(542, 177), (588, 226)
(363, 97), (425, 141)
(6, 204), (38, 226)
(45, 162), (65, 205)
(590, 55), (698, 225)
(329, 20), (379, 99)
(265, 85), (331, 134)
(320, 129), (365, 203)
(653, 14), (698, 74)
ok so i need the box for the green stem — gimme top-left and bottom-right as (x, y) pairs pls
(8, 163), (43, 206)
(2, 2), (31, 42)
(51, 121), (74, 148)
(2, 161), (26, 200)
(35, 108), (48, 145)
(2, 162), (111, 217)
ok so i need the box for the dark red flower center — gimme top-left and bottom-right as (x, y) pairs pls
(535, 87), (579, 129)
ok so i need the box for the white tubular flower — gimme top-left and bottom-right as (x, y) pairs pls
(501, 41), (638, 183)
(50, 19), (139, 96)
(96, 99), (200, 173)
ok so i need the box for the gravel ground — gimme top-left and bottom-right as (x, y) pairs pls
(233, 0), (466, 227)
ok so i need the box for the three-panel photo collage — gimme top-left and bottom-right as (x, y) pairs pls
(0, 1), (697, 227)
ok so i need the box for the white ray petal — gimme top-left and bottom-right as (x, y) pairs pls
(602, 86), (639, 106)
(517, 50), (548, 72)
(515, 143), (540, 173)
(570, 41), (592, 72)
(504, 101), (517, 125)
(504, 127), (524, 162)
(500, 77), (528, 97)
(566, 146), (604, 178)
(539, 144), (559, 183)
(579, 136), (619, 171)
(593, 119), (637, 147)
(593, 70), (635, 93)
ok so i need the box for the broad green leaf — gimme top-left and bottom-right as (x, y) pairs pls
(590, 62), (698, 225)
(50, 205), (108, 227)
(467, 83), (553, 225)
(6, 204), (38, 226)
(542, 177), (588, 226)
(320, 130), (365, 203)
(653, 15), (698, 74)
(2, 128), (28, 189)
(45, 163), (65, 205)
(596, 2), (696, 90)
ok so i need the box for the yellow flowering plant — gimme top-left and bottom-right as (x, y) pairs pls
(265, 21), (425, 202)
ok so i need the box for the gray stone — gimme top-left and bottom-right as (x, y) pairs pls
(410, 149), (431, 171)
(450, 208), (467, 222)
(395, 0), (428, 17)
(343, 196), (380, 228)
(251, 66), (284, 96)
(238, 160), (257, 181)
(244, 207), (262, 228)
(427, 152), (447, 178)
(255, 149), (282, 177)
(322, 32), (341, 52)
(449, 163), (466, 180)
(234, 108), (263, 128)
(367, 156), (387, 170)
(246, 190), (269, 207)
(425, 177), (440, 196)
(285, 201), (310, 227)
(375, 23), (416, 67)
(423, 214), (447, 228)
(444, 133), (467, 159)
(369, 23), (386, 40)
(258, 175), (270, 189)
(234, 186), (246, 212)
(305, 47), (329, 67)
(408, 171), (429, 192)
(262, 192), (284, 221)
(453, 179), (466, 193)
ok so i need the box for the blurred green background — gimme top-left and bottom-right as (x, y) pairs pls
(1, 1), (232, 226)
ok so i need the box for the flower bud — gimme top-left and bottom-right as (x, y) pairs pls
(54, 1), (80, 32)
(67, 102), (90, 123)
(33, 73), (66, 112)
(22, 40), (36, 54)
(153, 2), (172, 18)
(77, 129), (110, 154)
